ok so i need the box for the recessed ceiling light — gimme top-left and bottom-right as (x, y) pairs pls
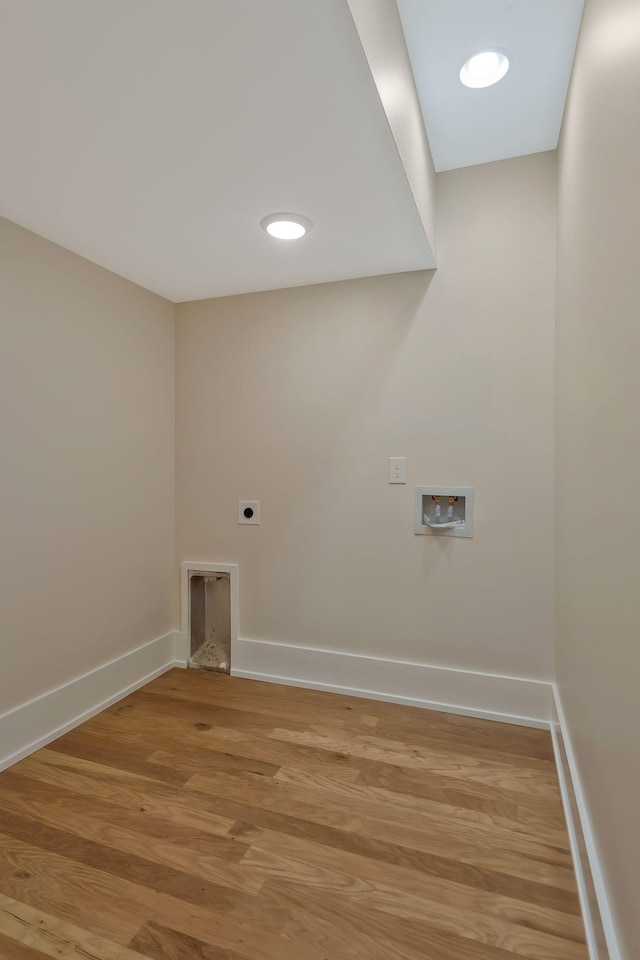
(260, 213), (313, 240)
(460, 50), (509, 89)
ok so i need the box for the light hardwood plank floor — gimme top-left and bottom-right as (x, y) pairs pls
(0, 669), (587, 960)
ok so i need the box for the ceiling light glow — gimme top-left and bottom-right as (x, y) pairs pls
(260, 213), (312, 240)
(460, 50), (509, 89)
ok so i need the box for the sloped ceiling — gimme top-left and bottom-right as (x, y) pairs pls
(0, 0), (435, 301)
(0, 1), (585, 299)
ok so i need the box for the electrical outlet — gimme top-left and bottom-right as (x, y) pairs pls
(389, 457), (407, 484)
(238, 500), (260, 524)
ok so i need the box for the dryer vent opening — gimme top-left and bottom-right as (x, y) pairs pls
(189, 572), (231, 673)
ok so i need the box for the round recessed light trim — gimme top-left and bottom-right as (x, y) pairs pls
(460, 50), (509, 89)
(260, 213), (313, 240)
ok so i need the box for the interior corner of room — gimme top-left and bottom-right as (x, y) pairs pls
(0, 1), (637, 958)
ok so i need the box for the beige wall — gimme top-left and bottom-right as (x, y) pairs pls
(176, 152), (556, 680)
(0, 216), (175, 713)
(556, 0), (640, 954)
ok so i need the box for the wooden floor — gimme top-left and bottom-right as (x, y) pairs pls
(0, 669), (587, 960)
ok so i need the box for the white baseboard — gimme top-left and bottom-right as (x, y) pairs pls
(0, 631), (181, 771)
(552, 685), (622, 960)
(231, 637), (553, 727)
(173, 630), (189, 666)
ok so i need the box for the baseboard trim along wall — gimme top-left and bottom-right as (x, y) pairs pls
(552, 685), (622, 960)
(0, 631), (182, 771)
(174, 630), (190, 666)
(0, 626), (623, 956)
(230, 636), (554, 728)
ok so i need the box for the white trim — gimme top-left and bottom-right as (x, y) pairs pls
(230, 637), (553, 727)
(180, 561), (240, 665)
(173, 631), (190, 667)
(552, 684), (622, 960)
(551, 722), (600, 960)
(0, 631), (180, 771)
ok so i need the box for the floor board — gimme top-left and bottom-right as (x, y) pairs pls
(0, 669), (587, 959)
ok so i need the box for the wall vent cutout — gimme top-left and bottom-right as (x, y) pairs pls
(180, 562), (240, 672)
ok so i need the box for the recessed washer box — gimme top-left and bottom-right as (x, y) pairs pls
(414, 486), (474, 538)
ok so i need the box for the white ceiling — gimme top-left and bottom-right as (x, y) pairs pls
(0, 1), (433, 302)
(397, 0), (585, 172)
(0, 1), (588, 299)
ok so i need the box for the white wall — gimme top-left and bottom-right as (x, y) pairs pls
(347, 0), (437, 262)
(176, 152), (556, 681)
(556, 0), (640, 954)
(0, 216), (175, 714)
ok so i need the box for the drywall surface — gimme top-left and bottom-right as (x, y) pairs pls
(556, 0), (640, 954)
(176, 152), (556, 680)
(0, 216), (175, 713)
(347, 0), (437, 262)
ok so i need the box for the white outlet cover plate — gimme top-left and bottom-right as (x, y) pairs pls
(389, 457), (407, 483)
(414, 486), (474, 538)
(238, 500), (260, 525)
